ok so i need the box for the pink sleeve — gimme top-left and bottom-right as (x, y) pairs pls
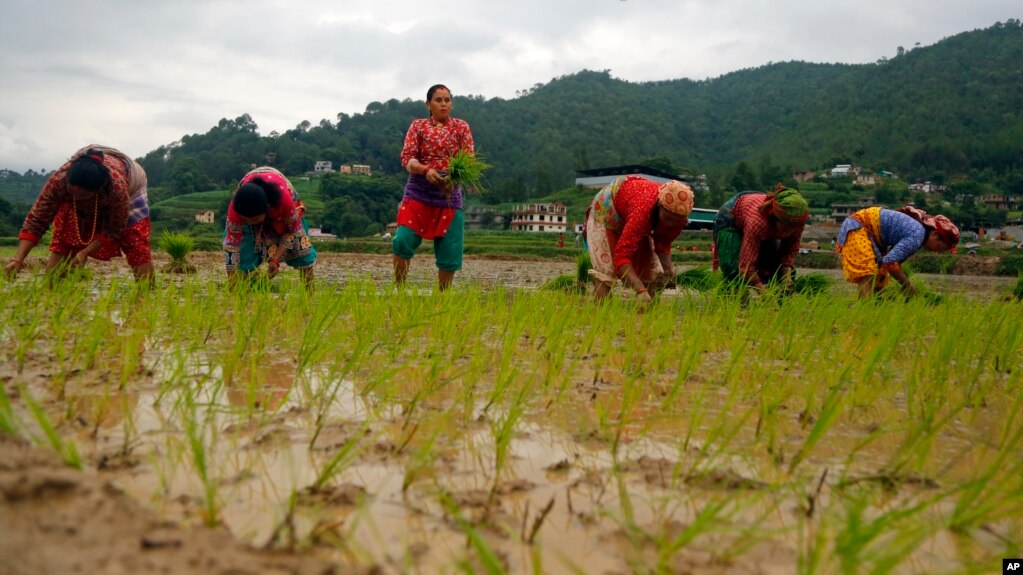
(457, 120), (475, 154)
(275, 191), (303, 234)
(400, 120), (421, 169)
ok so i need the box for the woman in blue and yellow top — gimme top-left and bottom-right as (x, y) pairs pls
(837, 206), (959, 299)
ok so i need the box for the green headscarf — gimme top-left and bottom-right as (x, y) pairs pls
(759, 184), (809, 225)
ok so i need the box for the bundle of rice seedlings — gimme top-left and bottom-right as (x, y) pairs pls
(244, 271), (278, 292)
(675, 265), (722, 292)
(159, 231), (197, 273)
(541, 274), (585, 294)
(576, 252), (592, 285)
(445, 148), (490, 195)
(1012, 273), (1023, 301)
(902, 267), (944, 305)
(792, 272), (834, 296)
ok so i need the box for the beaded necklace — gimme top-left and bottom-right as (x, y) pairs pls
(71, 193), (100, 245)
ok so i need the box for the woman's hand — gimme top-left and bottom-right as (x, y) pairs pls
(636, 289), (653, 311)
(267, 258), (281, 278)
(425, 168), (451, 191)
(4, 258), (24, 278)
(73, 251), (89, 267)
(649, 272), (675, 293)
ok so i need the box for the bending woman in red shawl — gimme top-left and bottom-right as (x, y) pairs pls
(392, 84), (475, 291)
(585, 176), (695, 305)
(4, 145), (153, 282)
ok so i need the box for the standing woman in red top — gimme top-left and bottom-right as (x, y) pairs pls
(585, 176), (695, 305)
(223, 167), (317, 288)
(4, 145), (154, 282)
(392, 84), (475, 291)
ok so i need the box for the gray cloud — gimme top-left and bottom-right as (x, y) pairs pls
(1, 0), (1018, 171)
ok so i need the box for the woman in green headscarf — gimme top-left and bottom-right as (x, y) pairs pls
(713, 184), (810, 291)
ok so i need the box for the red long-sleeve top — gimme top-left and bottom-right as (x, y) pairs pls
(607, 177), (685, 270)
(399, 117), (474, 172)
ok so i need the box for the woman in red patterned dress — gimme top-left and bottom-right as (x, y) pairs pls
(4, 145), (153, 282)
(392, 84), (475, 291)
(223, 167), (317, 288)
(585, 176), (695, 305)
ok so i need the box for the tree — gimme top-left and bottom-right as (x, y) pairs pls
(638, 155), (678, 175)
(323, 197), (375, 236)
(730, 162), (759, 192)
(169, 157), (211, 195)
(757, 157), (787, 189)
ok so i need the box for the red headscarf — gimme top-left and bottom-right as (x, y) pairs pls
(899, 206), (959, 246)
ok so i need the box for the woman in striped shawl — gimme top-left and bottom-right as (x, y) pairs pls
(4, 145), (153, 281)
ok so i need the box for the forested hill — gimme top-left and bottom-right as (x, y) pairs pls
(137, 20), (1023, 201)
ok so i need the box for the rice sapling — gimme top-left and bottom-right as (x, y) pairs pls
(159, 231), (197, 273)
(444, 148), (490, 195)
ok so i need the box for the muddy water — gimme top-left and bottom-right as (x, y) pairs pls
(59, 340), (1005, 575)
(4, 253), (1020, 574)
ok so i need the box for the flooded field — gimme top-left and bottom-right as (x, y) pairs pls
(1, 253), (1021, 574)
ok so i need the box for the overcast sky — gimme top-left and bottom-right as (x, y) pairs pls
(0, 1), (1018, 172)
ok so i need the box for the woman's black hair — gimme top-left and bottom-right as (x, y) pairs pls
(68, 152), (110, 192)
(426, 84), (450, 102)
(248, 177), (282, 207)
(232, 183), (269, 217)
(651, 203), (661, 228)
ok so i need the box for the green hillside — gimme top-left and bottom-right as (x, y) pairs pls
(134, 21), (1023, 202)
(5, 21), (1022, 235)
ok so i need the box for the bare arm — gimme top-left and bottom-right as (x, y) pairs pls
(4, 239), (38, 277)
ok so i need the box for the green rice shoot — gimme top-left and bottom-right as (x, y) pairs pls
(445, 148), (490, 195)
(158, 231), (197, 273)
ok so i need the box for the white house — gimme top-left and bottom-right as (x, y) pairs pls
(510, 202), (568, 233)
(314, 160), (333, 173)
(830, 164), (853, 178)
(194, 210), (216, 224)
(308, 227), (337, 239)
